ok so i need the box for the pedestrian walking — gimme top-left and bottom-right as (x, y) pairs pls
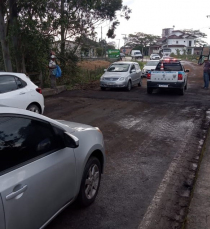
(49, 55), (57, 89)
(201, 57), (210, 89)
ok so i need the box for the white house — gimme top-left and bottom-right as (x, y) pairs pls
(155, 28), (198, 55)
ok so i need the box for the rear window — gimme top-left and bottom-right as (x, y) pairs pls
(155, 62), (183, 71)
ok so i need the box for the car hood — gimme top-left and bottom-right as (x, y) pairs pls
(102, 72), (128, 77)
(56, 120), (95, 133)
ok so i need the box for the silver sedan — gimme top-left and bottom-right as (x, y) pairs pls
(0, 107), (105, 229)
(100, 61), (142, 91)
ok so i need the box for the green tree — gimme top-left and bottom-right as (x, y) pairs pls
(126, 32), (160, 55)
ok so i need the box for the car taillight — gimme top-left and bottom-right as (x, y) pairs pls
(178, 74), (183, 80)
(147, 73), (151, 79)
(36, 88), (42, 94)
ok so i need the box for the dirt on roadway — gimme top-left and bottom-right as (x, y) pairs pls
(45, 61), (210, 229)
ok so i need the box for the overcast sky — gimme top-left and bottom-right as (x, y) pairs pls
(96, 0), (210, 48)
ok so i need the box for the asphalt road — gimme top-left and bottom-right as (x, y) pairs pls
(44, 61), (210, 229)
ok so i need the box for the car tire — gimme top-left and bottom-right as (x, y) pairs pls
(147, 87), (153, 94)
(138, 80), (141, 87)
(78, 157), (101, 207)
(101, 87), (106, 91)
(185, 82), (187, 90)
(126, 80), (132, 91)
(179, 87), (185, 95)
(26, 104), (41, 114)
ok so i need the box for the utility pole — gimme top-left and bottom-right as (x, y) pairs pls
(116, 39), (120, 49)
(121, 34), (127, 46)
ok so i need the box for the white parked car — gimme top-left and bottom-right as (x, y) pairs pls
(141, 60), (159, 78)
(150, 54), (160, 60)
(0, 72), (44, 114)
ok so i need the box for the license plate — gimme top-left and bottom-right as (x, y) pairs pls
(107, 83), (114, 85)
(159, 84), (168, 88)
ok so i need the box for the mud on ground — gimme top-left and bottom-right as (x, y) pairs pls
(45, 61), (210, 229)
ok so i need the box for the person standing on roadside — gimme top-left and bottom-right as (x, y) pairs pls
(201, 57), (210, 89)
(49, 55), (57, 89)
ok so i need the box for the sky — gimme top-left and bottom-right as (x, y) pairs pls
(95, 0), (210, 48)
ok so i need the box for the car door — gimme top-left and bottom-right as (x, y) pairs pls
(0, 75), (30, 109)
(130, 64), (137, 84)
(0, 115), (76, 229)
(135, 64), (142, 81)
(0, 198), (5, 229)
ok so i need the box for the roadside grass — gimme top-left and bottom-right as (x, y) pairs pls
(57, 60), (111, 89)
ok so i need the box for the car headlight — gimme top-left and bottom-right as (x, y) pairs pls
(119, 77), (125, 81)
(100, 76), (105, 80)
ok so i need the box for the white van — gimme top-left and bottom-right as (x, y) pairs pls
(131, 50), (143, 59)
(162, 48), (171, 57)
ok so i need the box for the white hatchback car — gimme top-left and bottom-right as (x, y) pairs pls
(0, 72), (44, 114)
(150, 54), (160, 60)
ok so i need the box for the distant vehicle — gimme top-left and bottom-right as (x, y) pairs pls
(131, 50), (143, 59)
(0, 72), (44, 114)
(142, 60), (159, 78)
(161, 48), (171, 57)
(100, 62), (142, 91)
(147, 59), (189, 95)
(150, 54), (160, 60)
(160, 56), (174, 61)
(0, 107), (105, 229)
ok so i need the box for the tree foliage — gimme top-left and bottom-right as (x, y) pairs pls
(0, 0), (131, 79)
(126, 32), (160, 49)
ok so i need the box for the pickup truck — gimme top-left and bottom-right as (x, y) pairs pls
(146, 59), (189, 95)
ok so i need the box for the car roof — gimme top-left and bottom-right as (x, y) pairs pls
(0, 72), (35, 84)
(112, 61), (138, 65)
(0, 107), (61, 127)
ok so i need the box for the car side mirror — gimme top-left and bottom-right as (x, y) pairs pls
(104, 69), (107, 72)
(185, 69), (190, 73)
(131, 69), (136, 73)
(64, 132), (79, 148)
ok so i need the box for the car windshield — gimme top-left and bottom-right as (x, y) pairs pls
(145, 61), (159, 66)
(107, 64), (130, 72)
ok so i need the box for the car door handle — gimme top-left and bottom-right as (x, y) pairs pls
(19, 92), (25, 95)
(6, 185), (28, 200)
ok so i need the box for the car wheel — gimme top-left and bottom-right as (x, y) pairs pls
(101, 87), (106, 91)
(147, 87), (153, 94)
(78, 157), (101, 207)
(27, 104), (41, 114)
(185, 82), (187, 90)
(179, 87), (185, 95)
(138, 80), (141, 87)
(126, 80), (132, 91)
